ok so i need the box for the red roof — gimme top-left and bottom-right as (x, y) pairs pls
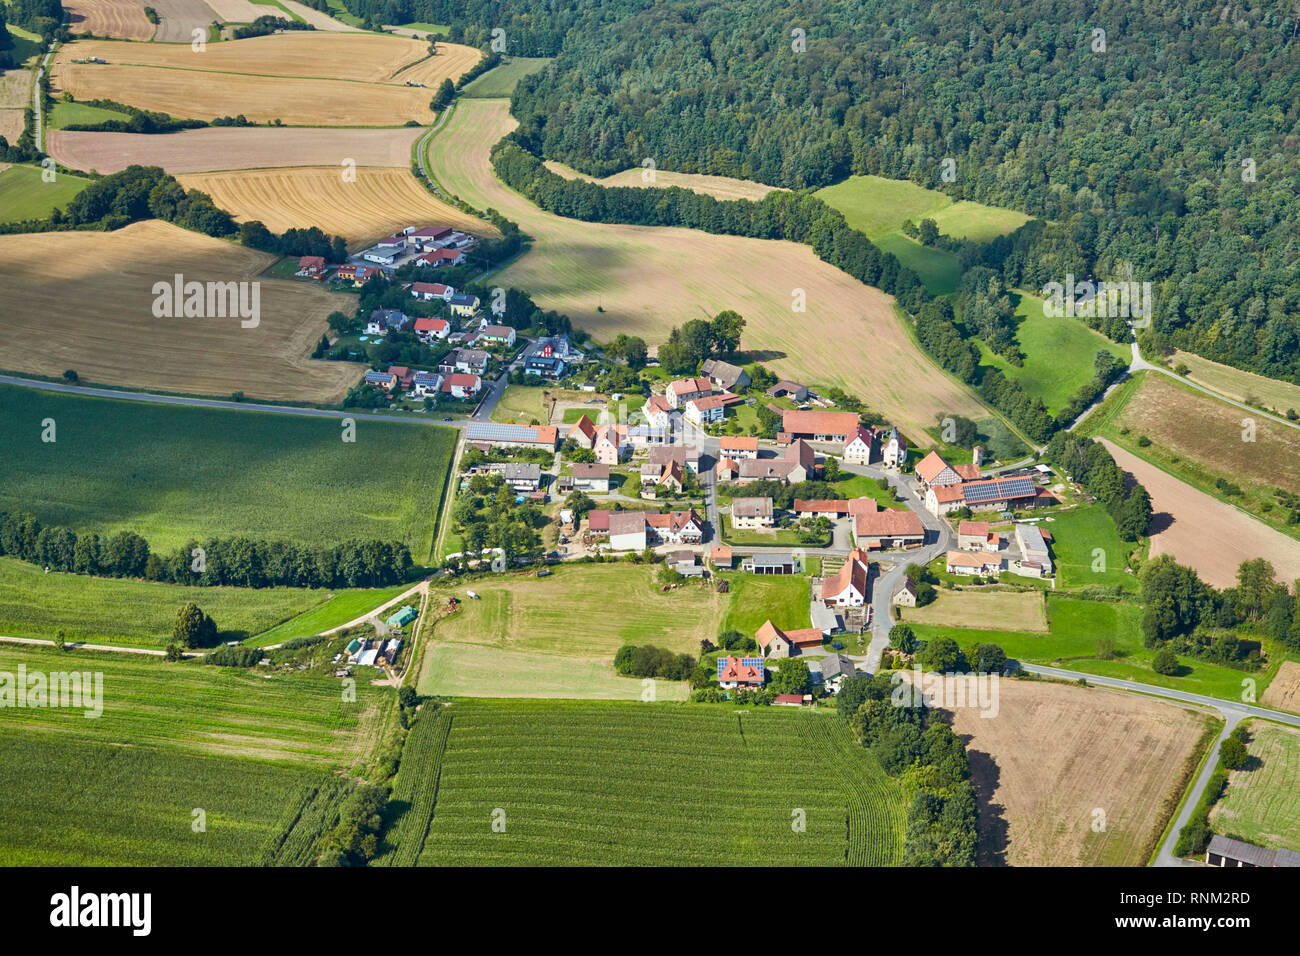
(822, 548), (869, 601)
(855, 509), (924, 538)
(915, 451), (954, 484)
(689, 394), (729, 411)
(422, 249), (464, 263)
(793, 499), (851, 515)
(414, 317), (448, 332)
(298, 255), (325, 269)
(720, 436), (759, 451)
(668, 376), (711, 396)
(781, 409), (859, 438)
(958, 521), (990, 536)
(441, 373), (480, 391)
(588, 509), (611, 532)
(411, 282), (450, 296)
(774, 693), (804, 705)
(718, 656), (763, 685)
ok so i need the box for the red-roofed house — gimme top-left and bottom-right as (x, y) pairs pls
(843, 426), (876, 464)
(822, 548), (870, 607)
(413, 316), (450, 343)
(568, 415), (598, 449)
(441, 373), (482, 399)
(296, 255), (327, 278)
(419, 248), (465, 268)
(665, 377), (712, 409)
(719, 436), (759, 460)
(593, 425), (628, 465)
(684, 394), (728, 426)
(773, 693), (806, 707)
(717, 656), (765, 689)
(643, 395), (674, 428)
(410, 281), (454, 302)
(387, 365), (415, 390)
(958, 521), (1001, 552)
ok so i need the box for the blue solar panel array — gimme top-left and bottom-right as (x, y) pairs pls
(465, 422), (539, 443)
(964, 476), (1035, 504)
(717, 657), (766, 680)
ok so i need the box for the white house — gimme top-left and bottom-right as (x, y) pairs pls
(410, 371), (443, 397)
(843, 426), (876, 465)
(684, 395), (728, 427)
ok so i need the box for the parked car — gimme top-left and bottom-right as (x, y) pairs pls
(537, 569), (552, 578)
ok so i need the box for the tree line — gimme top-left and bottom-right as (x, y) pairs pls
(0, 510), (414, 589)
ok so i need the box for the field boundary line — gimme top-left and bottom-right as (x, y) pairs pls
(0, 634), (200, 658)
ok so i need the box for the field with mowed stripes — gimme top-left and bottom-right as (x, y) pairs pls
(382, 699), (905, 866)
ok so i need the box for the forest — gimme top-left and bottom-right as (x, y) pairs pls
(341, 0), (1300, 388)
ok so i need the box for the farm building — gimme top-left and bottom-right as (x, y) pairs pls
(463, 422), (559, 450)
(719, 436), (759, 460)
(915, 451), (981, 490)
(701, 359), (750, 392)
(736, 439), (815, 484)
(1205, 836), (1300, 868)
(925, 475), (1043, 516)
(386, 605), (418, 629)
(780, 409), (859, 444)
(854, 508), (925, 549)
(766, 380), (808, 402)
(1015, 523), (1053, 574)
(743, 552), (797, 575)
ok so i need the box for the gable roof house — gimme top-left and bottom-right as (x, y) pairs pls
(447, 292), (479, 316)
(479, 324), (516, 347)
(843, 426), (876, 465)
(438, 347), (489, 375)
(365, 370), (398, 392)
(946, 550), (1003, 577)
(892, 577), (918, 606)
(413, 316), (450, 342)
(365, 309), (408, 335)
(819, 654), (857, 690)
(593, 425), (628, 465)
(410, 370), (443, 397)
(717, 656), (765, 689)
(410, 281), (454, 302)
(915, 451), (981, 490)
(719, 436), (759, 460)
(736, 439), (816, 485)
(958, 521), (1001, 552)
(925, 475), (1041, 516)
(296, 255), (327, 278)
(821, 548), (871, 607)
(441, 372), (482, 400)
(700, 359), (751, 392)
(684, 394), (729, 426)
(665, 376), (713, 409)
(567, 414), (599, 449)
(642, 394), (675, 429)
(756, 620), (825, 659)
(766, 380), (809, 402)
(572, 462), (611, 493)
(419, 248), (466, 268)
(649, 445), (700, 473)
(731, 496), (774, 529)
(336, 264), (380, 286)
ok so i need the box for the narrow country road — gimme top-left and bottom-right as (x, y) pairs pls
(0, 635), (200, 658)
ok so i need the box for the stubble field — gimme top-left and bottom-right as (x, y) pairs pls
(177, 165), (497, 247)
(64, 0), (156, 40)
(0, 220), (361, 403)
(920, 676), (1209, 866)
(47, 126), (426, 174)
(429, 99), (986, 436)
(51, 34), (481, 126)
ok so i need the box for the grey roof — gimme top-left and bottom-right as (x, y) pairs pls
(733, 497), (774, 518)
(486, 462), (541, 481)
(1207, 835), (1278, 867)
(573, 463), (610, 479)
(751, 552), (794, 567)
(810, 602), (841, 634)
(608, 511), (648, 536)
(820, 654), (856, 680)
(1016, 523), (1049, 553)
(1276, 848), (1300, 867)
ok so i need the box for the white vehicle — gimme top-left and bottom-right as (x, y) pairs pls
(466, 590), (481, 600)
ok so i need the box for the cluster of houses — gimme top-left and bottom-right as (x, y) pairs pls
(586, 508), (705, 551)
(715, 641), (857, 698)
(728, 492), (924, 552)
(524, 335), (585, 380)
(360, 225), (477, 269)
(943, 519), (1055, 578)
(914, 450), (1056, 516)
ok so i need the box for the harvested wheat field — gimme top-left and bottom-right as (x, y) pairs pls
(147, 0), (218, 43)
(178, 166), (497, 248)
(48, 126), (425, 174)
(913, 675), (1209, 866)
(903, 589), (1048, 633)
(545, 160), (785, 202)
(0, 69), (32, 112)
(0, 111), (23, 145)
(0, 220), (360, 403)
(52, 35), (480, 126)
(1114, 373), (1300, 498)
(1100, 440), (1300, 588)
(277, 0), (362, 31)
(65, 0), (155, 40)
(1172, 349), (1300, 416)
(432, 99), (984, 436)
(1261, 661), (1300, 714)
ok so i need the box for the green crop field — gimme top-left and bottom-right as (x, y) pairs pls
(720, 572), (810, 637)
(248, 582), (413, 647)
(384, 699), (905, 865)
(975, 292), (1130, 415)
(418, 642), (689, 700)
(0, 385), (456, 557)
(0, 644), (379, 766)
(432, 564), (726, 658)
(0, 729), (321, 865)
(1210, 723), (1300, 851)
(460, 57), (554, 98)
(0, 643), (383, 864)
(0, 556), (330, 647)
(0, 165), (91, 224)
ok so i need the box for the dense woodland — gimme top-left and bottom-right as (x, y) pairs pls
(345, 0), (1300, 387)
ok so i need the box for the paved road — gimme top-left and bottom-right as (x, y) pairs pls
(471, 339), (538, 422)
(34, 46), (53, 152)
(0, 373), (473, 428)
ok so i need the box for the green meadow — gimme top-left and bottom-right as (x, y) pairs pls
(0, 164), (91, 223)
